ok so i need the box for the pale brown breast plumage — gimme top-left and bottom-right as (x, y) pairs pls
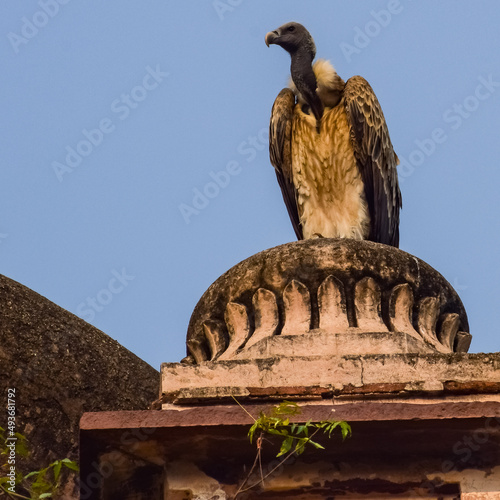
(292, 100), (370, 240)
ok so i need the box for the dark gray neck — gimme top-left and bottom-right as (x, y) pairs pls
(290, 48), (323, 130)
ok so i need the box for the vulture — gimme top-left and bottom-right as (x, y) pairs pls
(265, 22), (402, 247)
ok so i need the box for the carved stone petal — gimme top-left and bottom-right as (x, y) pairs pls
(354, 277), (387, 332)
(438, 313), (460, 351)
(245, 288), (279, 349)
(388, 284), (420, 341)
(318, 275), (349, 332)
(282, 280), (311, 335)
(417, 297), (450, 353)
(455, 331), (473, 353)
(218, 302), (250, 360)
(186, 338), (209, 364)
(202, 320), (226, 360)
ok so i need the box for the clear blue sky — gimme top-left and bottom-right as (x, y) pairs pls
(2, 1), (499, 369)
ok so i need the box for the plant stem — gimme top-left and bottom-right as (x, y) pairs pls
(231, 396), (257, 422)
(236, 426), (323, 494)
(0, 484), (32, 500)
(233, 431), (263, 498)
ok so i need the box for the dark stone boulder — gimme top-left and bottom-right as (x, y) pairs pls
(0, 274), (159, 497)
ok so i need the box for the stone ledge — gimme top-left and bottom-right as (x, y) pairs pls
(81, 398), (500, 430)
(232, 330), (435, 359)
(161, 352), (500, 404)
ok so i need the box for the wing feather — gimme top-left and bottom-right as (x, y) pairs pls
(269, 88), (303, 240)
(343, 76), (402, 247)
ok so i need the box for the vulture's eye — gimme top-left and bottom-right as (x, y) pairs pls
(287, 26), (295, 32)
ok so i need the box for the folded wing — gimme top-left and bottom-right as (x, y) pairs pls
(343, 76), (402, 247)
(269, 88), (303, 240)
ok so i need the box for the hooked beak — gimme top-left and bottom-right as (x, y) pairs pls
(265, 30), (280, 47)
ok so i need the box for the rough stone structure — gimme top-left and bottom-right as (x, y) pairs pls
(79, 239), (500, 499)
(82, 395), (500, 498)
(161, 239), (474, 405)
(184, 239), (471, 365)
(0, 274), (159, 498)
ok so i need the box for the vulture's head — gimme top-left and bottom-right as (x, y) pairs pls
(265, 22), (316, 58)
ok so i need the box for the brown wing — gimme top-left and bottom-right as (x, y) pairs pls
(343, 76), (402, 247)
(269, 88), (303, 240)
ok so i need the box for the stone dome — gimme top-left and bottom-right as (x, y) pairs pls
(184, 239), (471, 364)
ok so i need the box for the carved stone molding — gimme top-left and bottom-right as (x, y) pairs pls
(184, 239), (471, 364)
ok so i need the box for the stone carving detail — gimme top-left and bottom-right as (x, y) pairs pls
(185, 275), (471, 363)
(318, 275), (349, 331)
(183, 240), (471, 364)
(282, 280), (311, 335)
(218, 302), (249, 360)
(388, 283), (419, 341)
(354, 277), (386, 332)
(247, 288), (278, 349)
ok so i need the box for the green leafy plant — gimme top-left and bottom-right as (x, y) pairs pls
(0, 426), (79, 500)
(248, 400), (351, 457)
(233, 398), (351, 497)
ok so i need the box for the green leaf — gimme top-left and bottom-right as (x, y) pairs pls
(30, 469), (51, 492)
(322, 421), (338, 437)
(299, 423), (310, 437)
(24, 470), (41, 480)
(16, 438), (30, 458)
(272, 400), (300, 417)
(39, 494), (53, 499)
(53, 461), (62, 481)
(340, 422), (352, 440)
(276, 436), (294, 457)
(295, 438), (308, 455)
(61, 459), (79, 472)
(296, 425), (306, 434)
(271, 418), (281, 429)
(309, 440), (325, 450)
(248, 422), (259, 443)
(318, 420), (338, 437)
(267, 428), (288, 437)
